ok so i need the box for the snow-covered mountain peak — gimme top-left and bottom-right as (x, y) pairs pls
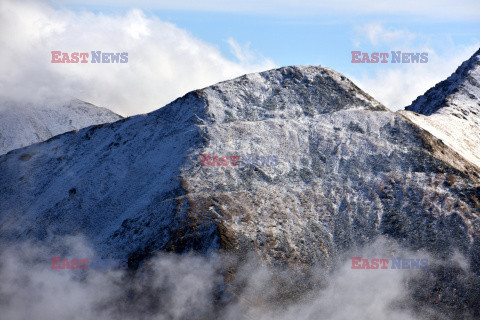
(152, 66), (387, 126)
(206, 66), (387, 121)
(400, 49), (480, 168)
(0, 98), (122, 155)
(405, 48), (480, 117)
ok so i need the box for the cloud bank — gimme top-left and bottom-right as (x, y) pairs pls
(1, 235), (477, 319)
(0, 0), (274, 116)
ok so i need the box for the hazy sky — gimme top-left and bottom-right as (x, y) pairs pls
(1, 0), (479, 115)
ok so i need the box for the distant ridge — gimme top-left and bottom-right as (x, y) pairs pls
(0, 98), (122, 155)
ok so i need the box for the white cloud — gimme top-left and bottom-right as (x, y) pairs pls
(0, 0), (275, 116)
(227, 38), (258, 65)
(353, 23), (417, 47)
(50, 0), (480, 21)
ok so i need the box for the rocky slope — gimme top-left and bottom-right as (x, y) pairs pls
(1, 65), (480, 317)
(400, 48), (480, 168)
(0, 98), (122, 155)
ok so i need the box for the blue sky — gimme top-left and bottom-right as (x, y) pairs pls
(1, 0), (479, 115)
(154, 11), (479, 69)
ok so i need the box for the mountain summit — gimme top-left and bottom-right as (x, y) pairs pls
(405, 49), (480, 116)
(400, 49), (480, 167)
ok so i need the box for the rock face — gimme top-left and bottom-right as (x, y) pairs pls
(1, 65), (479, 272)
(400, 49), (480, 168)
(0, 98), (122, 155)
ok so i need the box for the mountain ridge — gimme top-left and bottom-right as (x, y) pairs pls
(0, 98), (122, 155)
(400, 48), (480, 168)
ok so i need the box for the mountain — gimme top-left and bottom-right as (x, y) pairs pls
(1, 65), (479, 260)
(1, 65), (480, 317)
(399, 49), (480, 168)
(0, 98), (122, 155)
